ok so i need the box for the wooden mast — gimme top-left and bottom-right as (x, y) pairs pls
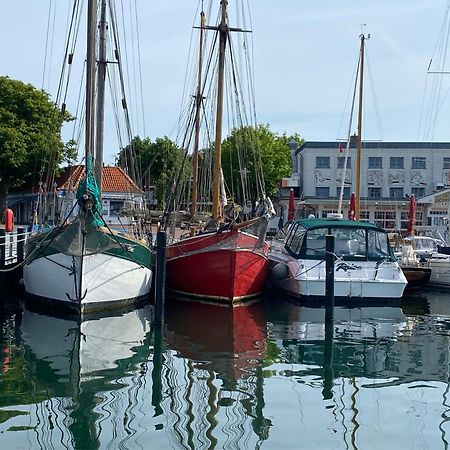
(191, 10), (206, 218)
(86, 0), (97, 165)
(212, 1), (228, 220)
(355, 34), (365, 220)
(95, 0), (108, 191)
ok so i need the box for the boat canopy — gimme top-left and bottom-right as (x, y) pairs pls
(292, 218), (384, 232)
(285, 219), (395, 261)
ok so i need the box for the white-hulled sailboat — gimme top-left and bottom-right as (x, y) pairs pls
(23, 0), (153, 313)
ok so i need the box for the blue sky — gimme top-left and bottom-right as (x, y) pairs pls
(0, 0), (448, 163)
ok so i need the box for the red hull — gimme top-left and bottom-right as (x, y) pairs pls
(166, 228), (269, 303)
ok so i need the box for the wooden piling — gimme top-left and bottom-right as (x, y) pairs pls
(325, 235), (335, 324)
(154, 230), (167, 326)
(0, 229), (5, 287)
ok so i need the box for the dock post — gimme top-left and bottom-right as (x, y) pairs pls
(16, 227), (26, 263)
(154, 230), (167, 326)
(325, 235), (335, 324)
(0, 230), (5, 287)
(322, 320), (335, 400)
(15, 227), (26, 285)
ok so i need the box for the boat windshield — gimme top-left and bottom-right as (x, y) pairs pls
(285, 224), (392, 261)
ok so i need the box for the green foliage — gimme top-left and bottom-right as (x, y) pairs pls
(118, 136), (182, 207)
(221, 125), (302, 204)
(0, 76), (70, 208)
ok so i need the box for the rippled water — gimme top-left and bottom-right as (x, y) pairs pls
(2, 289), (450, 449)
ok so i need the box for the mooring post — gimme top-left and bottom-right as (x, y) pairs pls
(16, 227), (26, 263)
(325, 234), (335, 324)
(154, 230), (167, 326)
(0, 229), (5, 287)
(322, 320), (335, 400)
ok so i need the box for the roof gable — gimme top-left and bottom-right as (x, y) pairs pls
(57, 165), (142, 194)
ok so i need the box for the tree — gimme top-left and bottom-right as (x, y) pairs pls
(0, 77), (70, 210)
(221, 125), (302, 207)
(118, 136), (182, 207)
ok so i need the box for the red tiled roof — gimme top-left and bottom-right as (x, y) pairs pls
(56, 165), (142, 194)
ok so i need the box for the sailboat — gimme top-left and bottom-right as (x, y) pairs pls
(268, 34), (407, 300)
(23, 0), (153, 313)
(165, 1), (272, 304)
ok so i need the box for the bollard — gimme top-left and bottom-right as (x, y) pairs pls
(154, 230), (167, 326)
(325, 234), (335, 324)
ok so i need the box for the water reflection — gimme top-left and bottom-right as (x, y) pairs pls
(162, 300), (271, 449)
(1, 303), (152, 449)
(2, 292), (450, 448)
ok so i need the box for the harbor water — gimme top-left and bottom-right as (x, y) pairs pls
(1, 289), (450, 449)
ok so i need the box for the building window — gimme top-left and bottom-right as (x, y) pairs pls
(390, 157), (404, 169)
(411, 157), (426, 169)
(360, 211), (370, 221)
(110, 201), (123, 217)
(444, 157), (450, 169)
(368, 157), (382, 169)
(411, 187), (425, 198)
(337, 157), (351, 168)
(316, 156), (330, 168)
(374, 211), (396, 230)
(368, 187), (382, 199)
(389, 187), (404, 199)
(321, 209), (338, 218)
(337, 186), (351, 199)
(316, 187), (330, 198)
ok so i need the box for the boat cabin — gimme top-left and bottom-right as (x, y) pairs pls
(284, 218), (395, 261)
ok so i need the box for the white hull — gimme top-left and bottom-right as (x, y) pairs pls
(20, 304), (152, 377)
(24, 252), (152, 312)
(270, 249), (407, 299)
(428, 254), (450, 286)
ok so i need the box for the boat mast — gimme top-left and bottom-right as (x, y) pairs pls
(191, 9), (206, 217)
(86, 0), (97, 166)
(355, 33), (366, 220)
(95, 0), (108, 191)
(212, 1), (228, 220)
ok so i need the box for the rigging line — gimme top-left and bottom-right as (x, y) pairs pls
(134, 0), (146, 137)
(336, 58), (360, 141)
(423, 10), (450, 141)
(128, 0), (139, 137)
(118, 0), (135, 133)
(365, 52), (384, 141)
(109, 0), (139, 183)
(55, 0), (79, 103)
(430, 16), (450, 141)
(41, 0), (53, 90)
(61, 0), (85, 109)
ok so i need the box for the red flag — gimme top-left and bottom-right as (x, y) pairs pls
(338, 143), (343, 153)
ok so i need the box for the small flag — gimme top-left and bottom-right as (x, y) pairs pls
(338, 143), (343, 153)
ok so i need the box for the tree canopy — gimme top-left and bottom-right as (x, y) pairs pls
(221, 124), (302, 207)
(0, 76), (70, 210)
(117, 136), (182, 207)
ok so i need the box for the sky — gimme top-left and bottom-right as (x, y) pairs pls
(1, 0), (449, 164)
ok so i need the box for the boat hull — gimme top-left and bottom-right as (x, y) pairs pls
(429, 255), (450, 286)
(23, 223), (153, 313)
(166, 228), (269, 303)
(402, 266), (431, 288)
(269, 258), (407, 300)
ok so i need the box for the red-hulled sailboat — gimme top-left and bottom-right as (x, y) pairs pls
(165, 1), (272, 303)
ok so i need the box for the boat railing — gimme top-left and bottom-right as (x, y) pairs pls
(0, 227), (30, 268)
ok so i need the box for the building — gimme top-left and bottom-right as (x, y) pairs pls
(283, 140), (450, 234)
(8, 165), (150, 226)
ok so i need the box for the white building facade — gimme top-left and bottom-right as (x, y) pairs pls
(288, 141), (450, 234)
